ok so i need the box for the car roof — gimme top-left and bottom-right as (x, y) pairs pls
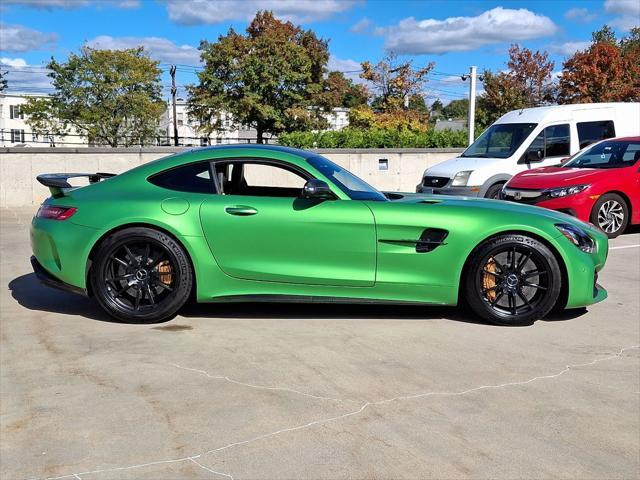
(495, 102), (639, 124)
(189, 144), (316, 159)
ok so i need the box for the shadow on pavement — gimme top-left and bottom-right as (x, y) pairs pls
(9, 272), (589, 326)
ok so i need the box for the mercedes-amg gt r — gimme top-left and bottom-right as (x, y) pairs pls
(31, 145), (608, 326)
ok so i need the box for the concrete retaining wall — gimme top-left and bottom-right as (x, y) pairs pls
(0, 147), (464, 207)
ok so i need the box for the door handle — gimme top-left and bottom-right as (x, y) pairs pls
(225, 205), (258, 216)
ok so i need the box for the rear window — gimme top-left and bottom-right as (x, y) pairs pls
(149, 161), (215, 194)
(577, 121), (616, 149)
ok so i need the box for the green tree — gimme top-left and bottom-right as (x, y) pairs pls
(188, 11), (333, 143)
(314, 71), (368, 110)
(0, 70), (7, 92)
(22, 47), (164, 147)
(430, 98), (444, 118)
(442, 98), (468, 119)
(591, 25), (617, 45)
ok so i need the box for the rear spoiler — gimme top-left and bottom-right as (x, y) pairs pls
(36, 172), (116, 198)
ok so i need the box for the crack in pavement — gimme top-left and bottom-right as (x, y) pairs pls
(170, 363), (351, 403)
(35, 345), (639, 480)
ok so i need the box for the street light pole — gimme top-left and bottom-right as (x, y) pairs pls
(466, 66), (477, 146)
(170, 65), (178, 147)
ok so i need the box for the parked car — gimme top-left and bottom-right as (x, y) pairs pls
(31, 145), (608, 326)
(417, 102), (640, 199)
(501, 137), (640, 238)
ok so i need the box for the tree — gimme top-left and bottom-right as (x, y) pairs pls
(314, 71), (368, 110)
(0, 70), (7, 92)
(442, 98), (468, 119)
(188, 11), (333, 143)
(478, 44), (555, 126)
(430, 99), (444, 118)
(408, 94), (428, 113)
(22, 47), (164, 147)
(360, 53), (434, 112)
(591, 25), (617, 45)
(558, 27), (640, 103)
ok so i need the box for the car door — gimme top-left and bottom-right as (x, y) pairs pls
(199, 159), (376, 287)
(522, 124), (572, 169)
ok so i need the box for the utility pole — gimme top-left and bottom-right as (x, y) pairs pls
(169, 65), (178, 146)
(462, 66), (477, 146)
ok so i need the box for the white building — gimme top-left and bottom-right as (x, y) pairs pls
(158, 98), (262, 146)
(0, 92), (87, 147)
(325, 107), (349, 131)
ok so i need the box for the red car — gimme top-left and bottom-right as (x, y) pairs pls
(502, 137), (640, 238)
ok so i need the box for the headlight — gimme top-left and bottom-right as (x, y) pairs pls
(546, 184), (589, 198)
(451, 170), (473, 187)
(556, 224), (595, 254)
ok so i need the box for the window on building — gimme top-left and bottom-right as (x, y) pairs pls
(577, 121), (616, 149)
(10, 105), (24, 120)
(11, 129), (25, 143)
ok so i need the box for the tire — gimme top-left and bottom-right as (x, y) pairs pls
(484, 183), (504, 199)
(90, 227), (193, 323)
(590, 193), (628, 239)
(463, 234), (562, 326)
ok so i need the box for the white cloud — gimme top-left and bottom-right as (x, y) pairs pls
(164, 0), (360, 25)
(549, 41), (591, 56)
(3, 0), (139, 9)
(0, 57), (53, 93)
(327, 55), (364, 84)
(381, 7), (558, 55)
(605, 0), (640, 31)
(564, 7), (597, 23)
(86, 36), (201, 65)
(350, 17), (371, 33)
(0, 23), (57, 52)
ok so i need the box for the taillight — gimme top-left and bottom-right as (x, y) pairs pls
(36, 205), (77, 220)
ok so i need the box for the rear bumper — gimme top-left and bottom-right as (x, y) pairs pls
(31, 255), (87, 296)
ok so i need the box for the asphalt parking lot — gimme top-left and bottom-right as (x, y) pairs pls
(1, 208), (639, 480)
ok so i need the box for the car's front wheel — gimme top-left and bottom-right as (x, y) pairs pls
(463, 234), (562, 326)
(590, 193), (628, 239)
(90, 227), (193, 323)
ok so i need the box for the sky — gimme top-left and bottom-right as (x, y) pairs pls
(1, 0), (638, 104)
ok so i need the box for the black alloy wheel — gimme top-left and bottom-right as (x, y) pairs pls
(91, 227), (192, 323)
(464, 234), (562, 326)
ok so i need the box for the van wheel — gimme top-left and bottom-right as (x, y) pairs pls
(484, 183), (504, 199)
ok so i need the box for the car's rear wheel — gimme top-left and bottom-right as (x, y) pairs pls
(90, 227), (193, 323)
(590, 193), (628, 238)
(463, 234), (562, 326)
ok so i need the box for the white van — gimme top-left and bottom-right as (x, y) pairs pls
(417, 102), (640, 198)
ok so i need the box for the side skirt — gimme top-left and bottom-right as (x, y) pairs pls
(208, 294), (438, 306)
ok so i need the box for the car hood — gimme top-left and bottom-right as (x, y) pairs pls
(424, 156), (505, 177)
(383, 192), (600, 233)
(508, 166), (603, 189)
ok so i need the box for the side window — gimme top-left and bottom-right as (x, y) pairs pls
(215, 161), (308, 198)
(525, 124), (570, 160)
(149, 161), (215, 194)
(544, 124), (570, 157)
(577, 121), (615, 149)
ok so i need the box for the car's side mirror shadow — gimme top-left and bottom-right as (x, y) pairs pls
(300, 179), (335, 201)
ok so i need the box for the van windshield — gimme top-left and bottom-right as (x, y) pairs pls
(461, 123), (537, 159)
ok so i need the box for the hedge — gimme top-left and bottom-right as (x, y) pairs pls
(277, 127), (468, 149)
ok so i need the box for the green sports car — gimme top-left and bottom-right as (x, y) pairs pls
(31, 145), (608, 326)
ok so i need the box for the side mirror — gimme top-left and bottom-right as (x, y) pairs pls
(301, 179), (335, 200)
(526, 148), (544, 163)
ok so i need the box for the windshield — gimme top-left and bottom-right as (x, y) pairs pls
(564, 139), (640, 169)
(461, 123), (537, 159)
(307, 155), (388, 202)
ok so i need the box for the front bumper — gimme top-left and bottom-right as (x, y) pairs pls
(416, 184), (482, 197)
(501, 187), (595, 222)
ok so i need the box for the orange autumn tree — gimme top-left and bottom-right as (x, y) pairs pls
(558, 26), (640, 103)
